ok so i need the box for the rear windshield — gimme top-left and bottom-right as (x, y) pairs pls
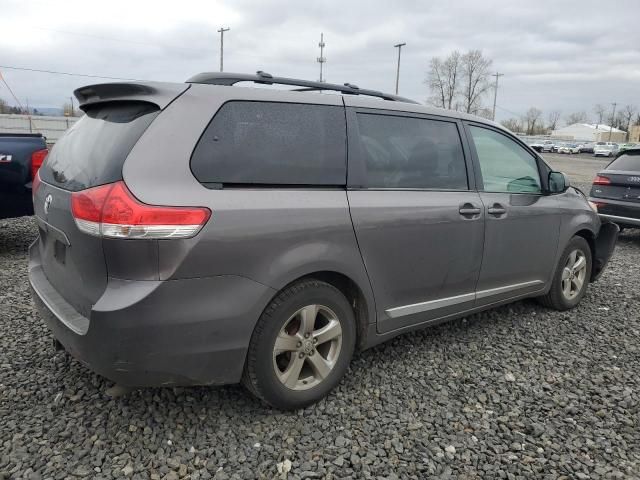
(608, 153), (640, 171)
(39, 101), (159, 191)
(190, 101), (346, 186)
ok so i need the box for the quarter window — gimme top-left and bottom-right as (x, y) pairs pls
(191, 101), (346, 186)
(468, 126), (542, 193)
(355, 114), (468, 189)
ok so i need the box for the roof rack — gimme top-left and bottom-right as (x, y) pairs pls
(186, 71), (419, 104)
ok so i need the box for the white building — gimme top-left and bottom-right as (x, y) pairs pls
(551, 123), (626, 143)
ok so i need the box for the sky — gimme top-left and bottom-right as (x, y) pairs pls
(1, 0), (639, 124)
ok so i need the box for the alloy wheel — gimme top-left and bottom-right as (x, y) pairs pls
(272, 304), (343, 391)
(561, 249), (587, 300)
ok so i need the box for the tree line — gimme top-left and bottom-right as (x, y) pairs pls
(426, 50), (639, 136)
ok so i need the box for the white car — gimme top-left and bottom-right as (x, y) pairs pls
(541, 141), (555, 152)
(558, 143), (580, 154)
(594, 144), (617, 157)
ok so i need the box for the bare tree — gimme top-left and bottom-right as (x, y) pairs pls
(426, 51), (461, 110)
(547, 110), (561, 131)
(620, 104), (637, 140)
(501, 118), (522, 133)
(593, 104), (607, 125)
(460, 50), (492, 114)
(565, 111), (589, 125)
(523, 107), (543, 135)
(0, 98), (8, 114)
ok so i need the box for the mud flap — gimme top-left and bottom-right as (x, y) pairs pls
(591, 220), (619, 281)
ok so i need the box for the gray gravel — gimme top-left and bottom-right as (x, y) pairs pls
(1, 215), (639, 479)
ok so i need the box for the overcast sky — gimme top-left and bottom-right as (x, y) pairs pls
(1, 0), (639, 123)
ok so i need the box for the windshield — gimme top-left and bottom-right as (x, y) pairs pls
(608, 153), (640, 171)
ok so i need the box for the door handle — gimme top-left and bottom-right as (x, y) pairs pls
(487, 204), (507, 216)
(459, 203), (481, 217)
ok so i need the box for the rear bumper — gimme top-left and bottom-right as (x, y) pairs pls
(0, 186), (33, 219)
(590, 197), (640, 227)
(29, 241), (276, 387)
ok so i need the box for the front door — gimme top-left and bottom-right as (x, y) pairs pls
(465, 124), (561, 305)
(346, 109), (485, 333)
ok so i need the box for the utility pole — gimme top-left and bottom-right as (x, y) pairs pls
(394, 43), (406, 95)
(491, 72), (504, 121)
(217, 27), (230, 72)
(317, 33), (326, 82)
(69, 96), (74, 117)
(608, 102), (617, 141)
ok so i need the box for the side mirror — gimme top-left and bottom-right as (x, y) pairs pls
(548, 171), (570, 193)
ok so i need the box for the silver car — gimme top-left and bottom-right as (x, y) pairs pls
(29, 72), (619, 409)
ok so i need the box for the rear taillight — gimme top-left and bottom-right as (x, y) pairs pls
(71, 181), (211, 239)
(30, 148), (48, 180)
(593, 175), (611, 185)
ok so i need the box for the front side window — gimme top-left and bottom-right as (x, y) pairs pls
(191, 101), (346, 186)
(355, 113), (468, 189)
(468, 126), (542, 193)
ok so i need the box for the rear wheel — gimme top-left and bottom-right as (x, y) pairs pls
(243, 279), (356, 410)
(538, 236), (592, 310)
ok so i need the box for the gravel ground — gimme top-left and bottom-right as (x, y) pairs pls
(1, 215), (639, 480)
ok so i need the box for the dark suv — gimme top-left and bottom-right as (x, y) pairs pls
(29, 72), (618, 409)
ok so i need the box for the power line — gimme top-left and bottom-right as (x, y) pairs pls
(0, 64), (143, 81)
(0, 71), (25, 110)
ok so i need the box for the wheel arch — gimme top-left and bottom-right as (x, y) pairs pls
(267, 270), (374, 350)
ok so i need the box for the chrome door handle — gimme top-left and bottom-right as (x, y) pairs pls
(459, 203), (481, 217)
(487, 204), (507, 216)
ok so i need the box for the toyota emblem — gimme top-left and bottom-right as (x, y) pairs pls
(44, 194), (53, 215)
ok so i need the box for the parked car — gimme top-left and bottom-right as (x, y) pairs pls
(0, 133), (48, 219)
(29, 72), (619, 409)
(590, 148), (640, 230)
(579, 142), (595, 153)
(594, 144), (618, 157)
(541, 140), (555, 152)
(528, 140), (544, 153)
(558, 143), (580, 154)
(618, 142), (638, 153)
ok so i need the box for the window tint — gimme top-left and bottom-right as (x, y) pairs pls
(40, 102), (159, 192)
(355, 114), (468, 189)
(191, 101), (346, 186)
(469, 126), (542, 193)
(608, 153), (640, 171)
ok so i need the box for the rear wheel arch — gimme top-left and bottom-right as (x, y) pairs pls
(263, 271), (372, 351)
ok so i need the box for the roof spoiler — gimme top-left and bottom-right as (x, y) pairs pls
(74, 82), (189, 111)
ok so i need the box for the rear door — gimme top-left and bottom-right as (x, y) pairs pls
(34, 101), (160, 317)
(464, 123), (560, 305)
(346, 108), (484, 333)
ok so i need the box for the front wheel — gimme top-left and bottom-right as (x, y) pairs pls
(538, 236), (592, 310)
(243, 279), (356, 410)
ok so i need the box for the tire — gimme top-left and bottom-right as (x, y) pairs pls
(538, 236), (592, 311)
(242, 279), (357, 410)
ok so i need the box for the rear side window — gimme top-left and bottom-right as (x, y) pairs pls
(608, 153), (640, 171)
(39, 101), (159, 191)
(354, 113), (468, 189)
(191, 101), (346, 186)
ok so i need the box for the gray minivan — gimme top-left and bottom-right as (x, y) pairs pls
(29, 72), (618, 409)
